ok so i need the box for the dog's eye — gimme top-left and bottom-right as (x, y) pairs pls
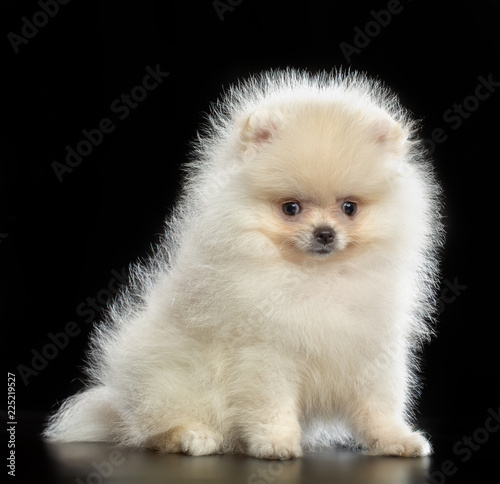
(342, 201), (358, 216)
(282, 202), (301, 216)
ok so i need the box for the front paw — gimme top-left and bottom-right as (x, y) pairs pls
(246, 433), (303, 460)
(152, 424), (222, 456)
(364, 430), (432, 457)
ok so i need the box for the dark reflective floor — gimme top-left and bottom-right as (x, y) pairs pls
(44, 442), (431, 484)
(16, 421), (497, 484)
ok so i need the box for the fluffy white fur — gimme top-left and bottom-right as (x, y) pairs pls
(44, 69), (443, 459)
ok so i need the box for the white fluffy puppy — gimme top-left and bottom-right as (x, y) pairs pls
(45, 69), (443, 459)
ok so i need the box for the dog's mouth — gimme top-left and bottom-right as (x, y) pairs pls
(308, 245), (336, 256)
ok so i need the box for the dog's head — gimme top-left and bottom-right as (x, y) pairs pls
(233, 99), (420, 262)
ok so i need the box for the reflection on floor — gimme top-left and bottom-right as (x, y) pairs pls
(43, 441), (431, 484)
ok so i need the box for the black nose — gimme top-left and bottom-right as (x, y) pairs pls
(313, 226), (335, 245)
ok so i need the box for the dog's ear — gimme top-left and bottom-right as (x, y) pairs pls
(237, 107), (284, 158)
(369, 117), (409, 156)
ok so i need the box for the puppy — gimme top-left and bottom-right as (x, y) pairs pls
(45, 69), (443, 459)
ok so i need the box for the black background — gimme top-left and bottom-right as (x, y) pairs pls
(2, 0), (499, 478)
